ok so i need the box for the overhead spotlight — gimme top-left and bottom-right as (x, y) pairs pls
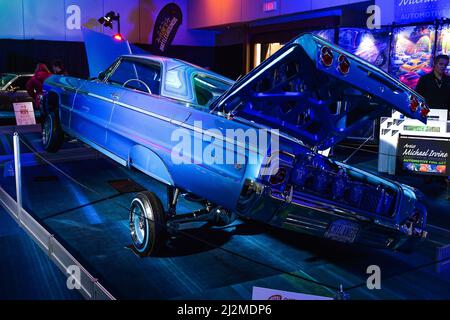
(98, 11), (122, 40)
(98, 11), (118, 28)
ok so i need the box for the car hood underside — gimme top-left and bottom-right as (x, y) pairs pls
(213, 34), (428, 150)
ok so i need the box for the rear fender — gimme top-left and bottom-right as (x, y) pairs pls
(128, 145), (174, 186)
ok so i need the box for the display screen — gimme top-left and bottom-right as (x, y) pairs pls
(390, 25), (436, 89)
(338, 27), (390, 71)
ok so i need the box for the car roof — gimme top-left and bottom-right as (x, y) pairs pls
(122, 54), (193, 70)
(121, 54), (221, 74)
(0, 72), (33, 77)
(121, 54), (234, 83)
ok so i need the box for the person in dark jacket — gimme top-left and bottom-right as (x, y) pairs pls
(26, 63), (52, 102)
(26, 63), (52, 119)
(415, 54), (450, 119)
(51, 60), (68, 76)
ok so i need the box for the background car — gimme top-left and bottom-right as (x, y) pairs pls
(0, 73), (39, 125)
(400, 59), (428, 72)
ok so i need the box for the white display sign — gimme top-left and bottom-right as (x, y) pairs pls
(13, 102), (36, 125)
(252, 286), (332, 300)
(378, 109), (449, 175)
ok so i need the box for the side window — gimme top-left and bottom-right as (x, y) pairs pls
(135, 63), (161, 94)
(108, 61), (137, 86)
(108, 60), (161, 95)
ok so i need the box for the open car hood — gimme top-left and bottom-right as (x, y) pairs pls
(212, 33), (429, 150)
(83, 28), (150, 78)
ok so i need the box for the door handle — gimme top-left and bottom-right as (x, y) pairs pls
(111, 93), (120, 100)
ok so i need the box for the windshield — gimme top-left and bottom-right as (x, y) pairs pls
(193, 74), (231, 107)
(0, 74), (16, 89)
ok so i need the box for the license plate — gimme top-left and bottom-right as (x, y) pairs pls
(325, 220), (359, 243)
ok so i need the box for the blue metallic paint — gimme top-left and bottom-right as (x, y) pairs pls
(41, 32), (429, 250)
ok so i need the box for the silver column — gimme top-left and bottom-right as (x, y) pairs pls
(13, 132), (22, 224)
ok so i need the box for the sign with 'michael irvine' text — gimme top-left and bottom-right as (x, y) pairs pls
(395, 0), (450, 24)
(397, 135), (449, 176)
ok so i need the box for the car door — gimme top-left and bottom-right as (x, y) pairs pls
(70, 60), (126, 149)
(106, 58), (192, 161)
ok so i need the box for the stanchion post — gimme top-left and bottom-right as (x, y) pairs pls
(13, 132), (22, 224)
(334, 284), (350, 300)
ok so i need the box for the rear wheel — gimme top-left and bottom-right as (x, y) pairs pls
(42, 112), (63, 152)
(129, 191), (167, 257)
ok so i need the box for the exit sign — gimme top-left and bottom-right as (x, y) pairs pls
(263, 1), (278, 12)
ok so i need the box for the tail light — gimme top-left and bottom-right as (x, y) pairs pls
(410, 96), (419, 112)
(269, 167), (287, 186)
(420, 104), (430, 117)
(337, 54), (350, 74)
(320, 47), (333, 67)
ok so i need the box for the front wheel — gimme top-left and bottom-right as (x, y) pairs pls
(42, 112), (63, 152)
(129, 191), (167, 257)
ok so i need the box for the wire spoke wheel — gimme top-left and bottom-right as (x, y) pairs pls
(129, 191), (166, 257)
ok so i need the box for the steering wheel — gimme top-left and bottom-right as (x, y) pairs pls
(122, 78), (152, 94)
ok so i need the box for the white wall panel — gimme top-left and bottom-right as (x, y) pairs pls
(0, 0), (25, 39)
(23, 0), (65, 40)
(65, 0), (103, 41)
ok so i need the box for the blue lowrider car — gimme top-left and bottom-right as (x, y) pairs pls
(41, 32), (429, 256)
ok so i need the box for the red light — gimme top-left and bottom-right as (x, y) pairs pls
(263, 1), (278, 12)
(113, 33), (123, 41)
(337, 55), (350, 74)
(420, 105), (430, 117)
(410, 96), (419, 112)
(320, 47), (333, 67)
(269, 167), (287, 186)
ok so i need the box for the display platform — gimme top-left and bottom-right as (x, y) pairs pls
(1, 127), (450, 299)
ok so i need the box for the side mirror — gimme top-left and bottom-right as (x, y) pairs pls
(98, 71), (106, 81)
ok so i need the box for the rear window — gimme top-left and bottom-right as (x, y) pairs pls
(193, 74), (230, 107)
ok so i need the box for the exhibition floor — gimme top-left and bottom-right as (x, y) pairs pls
(0, 206), (82, 299)
(0, 128), (449, 300)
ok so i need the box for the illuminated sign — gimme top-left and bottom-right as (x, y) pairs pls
(263, 1), (278, 12)
(395, 0), (450, 23)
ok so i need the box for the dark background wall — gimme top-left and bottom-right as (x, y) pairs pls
(0, 40), (243, 81)
(0, 40), (89, 78)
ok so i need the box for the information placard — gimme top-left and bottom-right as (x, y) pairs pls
(13, 102), (36, 125)
(397, 135), (449, 176)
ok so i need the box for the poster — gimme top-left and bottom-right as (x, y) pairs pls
(437, 24), (450, 74)
(338, 27), (390, 71)
(152, 3), (182, 54)
(312, 29), (335, 43)
(397, 135), (449, 176)
(13, 102), (36, 125)
(390, 25), (435, 89)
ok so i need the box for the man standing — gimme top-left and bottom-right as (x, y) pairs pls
(416, 54), (450, 119)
